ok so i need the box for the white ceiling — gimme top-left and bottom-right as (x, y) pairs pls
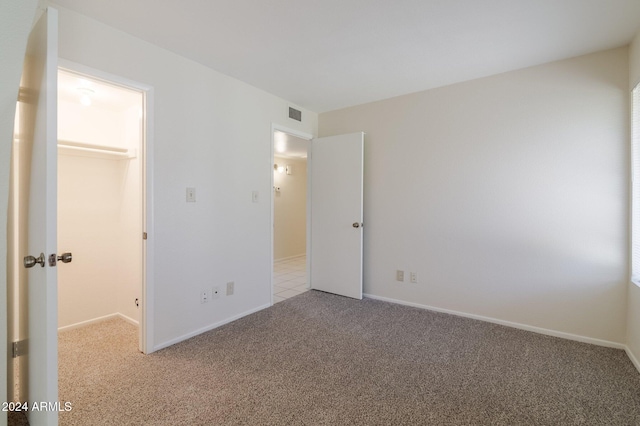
(51, 0), (640, 113)
(274, 131), (309, 159)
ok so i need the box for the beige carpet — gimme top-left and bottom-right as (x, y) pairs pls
(53, 291), (640, 425)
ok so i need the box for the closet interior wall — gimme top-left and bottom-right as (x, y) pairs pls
(57, 73), (142, 329)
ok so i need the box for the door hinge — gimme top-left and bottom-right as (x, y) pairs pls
(143, 232), (147, 240)
(12, 340), (27, 359)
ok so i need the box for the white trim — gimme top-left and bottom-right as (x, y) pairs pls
(363, 293), (627, 350)
(58, 59), (153, 94)
(274, 253), (306, 263)
(142, 84), (155, 355)
(117, 313), (139, 327)
(626, 347), (640, 374)
(271, 124), (314, 142)
(270, 124), (313, 308)
(153, 303), (271, 352)
(57, 313), (120, 332)
(630, 84), (640, 376)
(306, 140), (312, 292)
(57, 312), (139, 332)
(57, 59), (155, 354)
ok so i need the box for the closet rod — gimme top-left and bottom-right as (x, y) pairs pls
(58, 140), (135, 159)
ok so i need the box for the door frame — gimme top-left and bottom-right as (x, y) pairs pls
(270, 123), (313, 305)
(58, 59), (156, 353)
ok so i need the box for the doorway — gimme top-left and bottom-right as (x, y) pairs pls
(7, 65), (148, 405)
(270, 129), (365, 302)
(56, 68), (144, 338)
(271, 128), (312, 303)
(55, 65), (147, 348)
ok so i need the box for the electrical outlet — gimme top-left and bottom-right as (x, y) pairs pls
(200, 290), (208, 304)
(212, 286), (220, 299)
(410, 272), (417, 283)
(396, 270), (404, 282)
(226, 281), (235, 296)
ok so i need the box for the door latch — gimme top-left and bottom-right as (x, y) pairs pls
(48, 252), (73, 267)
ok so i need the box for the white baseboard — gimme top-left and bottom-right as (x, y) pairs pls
(626, 347), (640, 374)
(153, 303), (271, 352)
(58, 313), (118, 332)
(58, 312), (139, 332)
(363, 293), (626, 350)
(117, 313), (139, 327)
(274, 253), (305, 263)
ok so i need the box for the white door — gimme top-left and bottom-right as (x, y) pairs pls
(310, 132), (364, 299)
(15, 8), (59, 425)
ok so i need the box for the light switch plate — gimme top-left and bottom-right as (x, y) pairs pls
(186, 187), (196, 202)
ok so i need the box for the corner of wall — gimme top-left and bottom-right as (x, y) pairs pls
(628, 29), (640, 373)
(320, 47), (630, 345)
(631, 30), (640, 89)
(627, 284), (640, 373)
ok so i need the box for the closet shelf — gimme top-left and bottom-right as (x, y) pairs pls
(58, 140), (136, 160)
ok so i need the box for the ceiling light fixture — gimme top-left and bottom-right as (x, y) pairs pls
(77, 87), (95, 106)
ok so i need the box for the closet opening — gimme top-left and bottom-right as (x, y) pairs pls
(57, 68), (145, 350)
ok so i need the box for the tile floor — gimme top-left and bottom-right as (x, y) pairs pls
(273, 255), (309, 303)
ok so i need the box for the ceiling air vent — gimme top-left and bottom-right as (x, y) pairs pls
(289, 107), (302, 122)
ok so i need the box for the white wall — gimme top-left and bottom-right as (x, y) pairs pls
(0, 1), (38, 422)
(274, 156), (307, 260)
(58, 100), (125, 147)
(57, 94), (142, 329)
(57, 154), (124, 326)
(628, 30), (640, 369)
(54, 6), (318, 348)
(117, 104), (143, 323)
(320, 47), (629, 345)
